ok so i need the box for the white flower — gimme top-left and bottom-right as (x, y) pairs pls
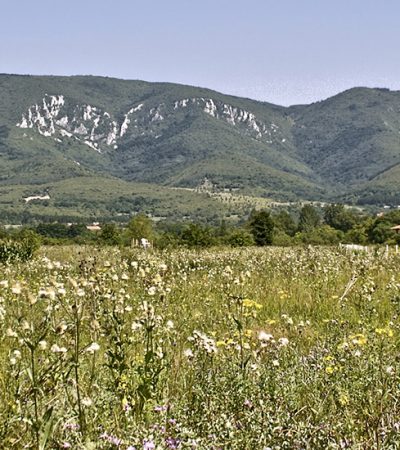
(13, 350), (21, 359)
(278, 337), (289, 347)
(38, 340), (47, 350)
(258, 331), (274, 342)
(132, 322), (142, 332)
(147, 286), (156, 296)
(6, 328), (18, 338)
(184, 348), (194, 359)
(386, 366), (395, 375)
(86, 342), (100, 354)
(82, 397), (93, 407)
(11, 284), (22, 295)
(272, 359), (280, 367)
(51, 344), (67, 353)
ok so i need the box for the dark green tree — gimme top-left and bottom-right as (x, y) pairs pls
(298, 205), (320, 233)
(248, 210), (274, 246)
(99, 223), (121, 245)
(273, 211), (297, 236)
(180, 223), (215, 248)
(324, 204), (355, 232)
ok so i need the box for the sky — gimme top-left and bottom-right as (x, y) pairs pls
(1, 0), (400, 106)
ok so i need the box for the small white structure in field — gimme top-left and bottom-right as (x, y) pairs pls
(140, 238), (151, 249)
(339, 243), (368, 252)
(24, 194), (51, 203)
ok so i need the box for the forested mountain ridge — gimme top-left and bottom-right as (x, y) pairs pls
(0, 75), (399, 221)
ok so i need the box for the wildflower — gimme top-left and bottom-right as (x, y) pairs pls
(375, 327), (394, 338)
(38, 340), (47, 350)
(148, 286), (156, 296)
(184, 348), (194, 359)
(51, 344), (67, 353)
(143, 440), (155, 450)
(243, 298), (262, 309)
(386, 366), (395, 375)
(278, 337), (289, 347)
(338, 392), (349, 406)
(6, 328), (17, 338)
(258, 331), (274, 347)
(349, 334), (367, 346)
(272, 359), (280, 367)
(325, 366), (336, 374)
(11, 284), (22, 295)
(86, 342), (100, 354)
(82, 397), (92, 407)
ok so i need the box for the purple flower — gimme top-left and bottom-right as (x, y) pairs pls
(165, 437), (180, 449)
(143, 440), (155, 450)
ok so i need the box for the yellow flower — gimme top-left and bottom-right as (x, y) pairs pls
(338, 392), (349, 406)
(375, 327), (394, 338)
(243, 299), (263, 310)
(325, 366), (336, 374)
(244, 329), (253, 338)
(349, 334), (367, 346)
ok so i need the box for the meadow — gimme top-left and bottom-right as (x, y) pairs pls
(1, 245), (400, 449)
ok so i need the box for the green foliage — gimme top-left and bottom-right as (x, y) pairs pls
(1, 246), (400, 447)
(296, 225), (343, 245)
(248, 210), (274, 246)
(180, 223), (215, 247)
(273, 210), (297, 236)
(225, 228), (255, 247)
(324, 203), (356, 232)
(0, 229), (40, 262)
(125, 213), (155, 244)
(99, 223), (121, 246)
(1, 75), (400, 225)
(298, 204), (321, 232)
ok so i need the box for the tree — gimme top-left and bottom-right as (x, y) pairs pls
(126, 214), (154, 243)
(180, 223), (215, 248)
(324, 204), (355, 232)
(273, 211), (297, 236)
(298, 205), (320, 233)
(248, 210), (274, 246)
(226, 228), (255, 247)
(99, 224), (121, 245)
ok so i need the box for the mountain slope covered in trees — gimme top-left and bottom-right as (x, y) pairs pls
(0, 75), (399, 221)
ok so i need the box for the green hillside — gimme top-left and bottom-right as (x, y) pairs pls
(0, 75), (400, 222)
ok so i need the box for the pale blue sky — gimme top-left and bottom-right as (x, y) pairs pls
(1, 0), (399, 105)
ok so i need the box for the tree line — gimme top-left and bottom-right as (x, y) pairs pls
(2, 204), (400, 250)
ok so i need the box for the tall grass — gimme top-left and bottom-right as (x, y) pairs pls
(0, 246), (399, 448)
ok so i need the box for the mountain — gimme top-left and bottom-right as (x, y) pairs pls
(0, 74), (399, 222)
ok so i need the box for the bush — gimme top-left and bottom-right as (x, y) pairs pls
(0, 235), (40, 263)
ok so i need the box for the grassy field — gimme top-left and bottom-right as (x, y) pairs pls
(1, 245), (400, 449)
